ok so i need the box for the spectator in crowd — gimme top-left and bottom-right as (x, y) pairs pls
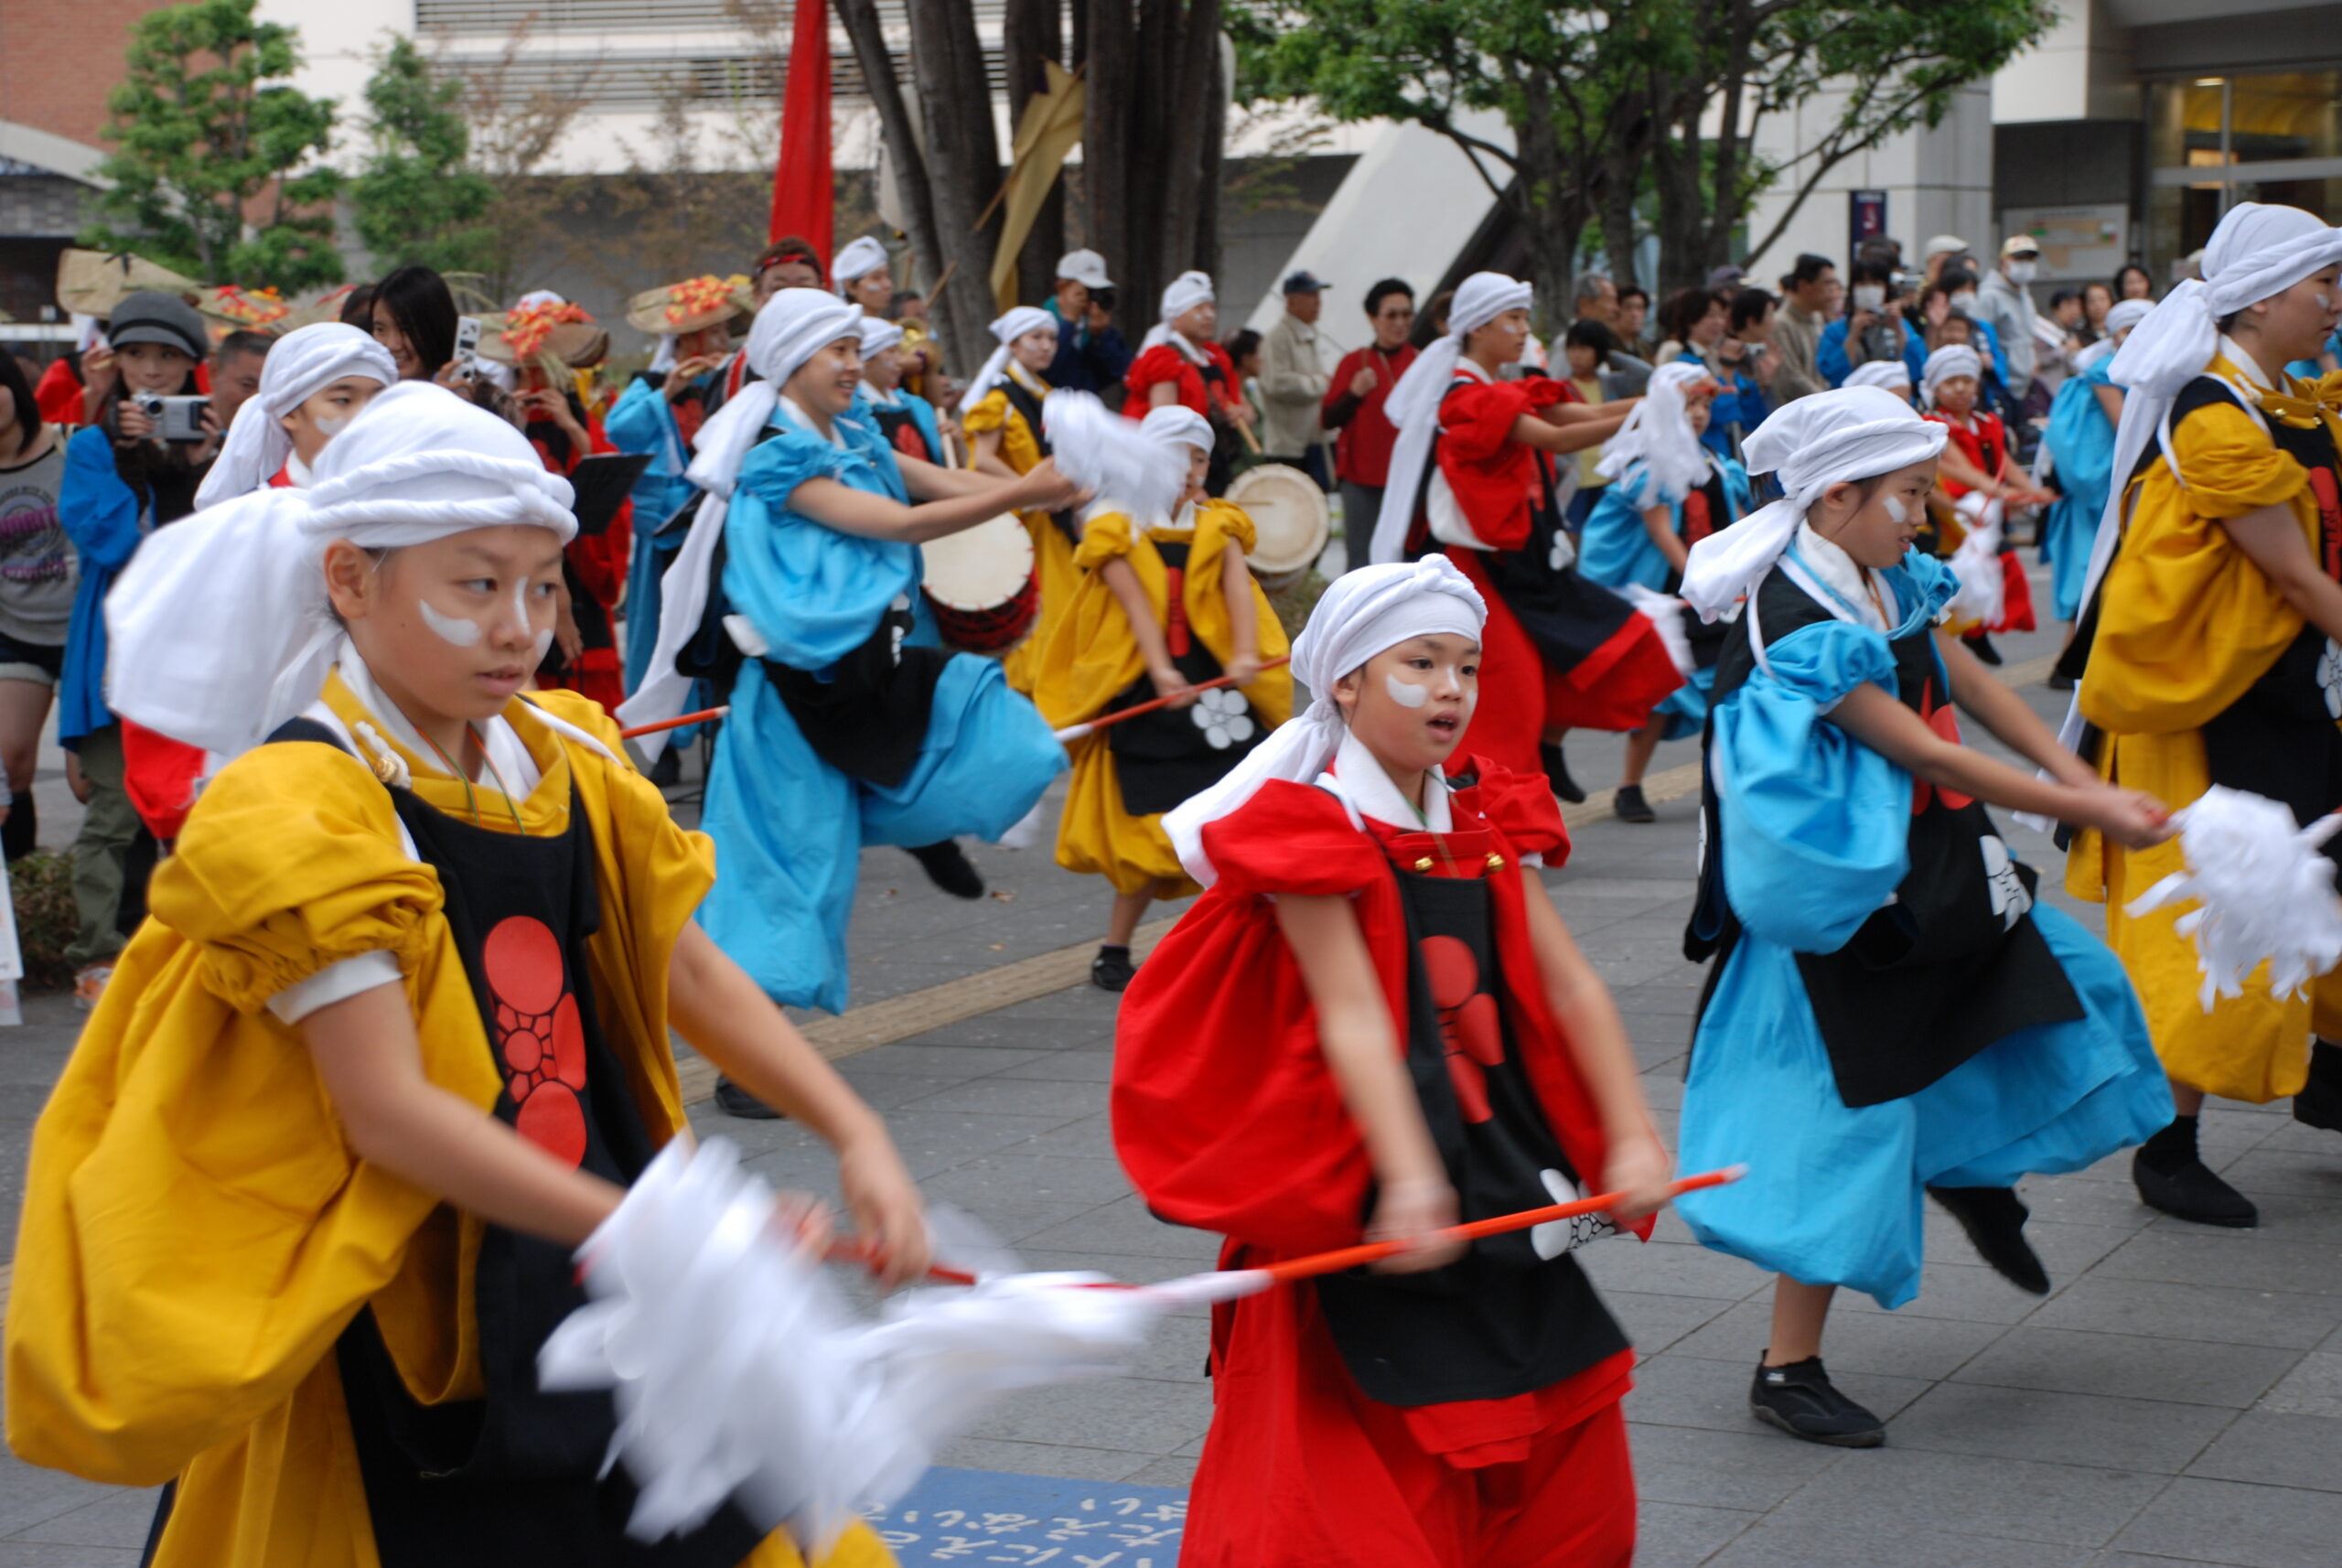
(209, 331), (272, 430)
(2113, 263), (2155, 302)
(1259, 271), (1334, 488)
(1041, 249), (1133, 396)
(337, 284), (376, 328)
(1654, 286), (1728, 369)
(1617, 284), (1652, 353)
(1767, 252), (1834, 404)
(1817, 258), (1909, 387)
(2079, 281), (2115, 345)
(1573, 273), (1619, 329)
(1561, 318), (1625, 527)
(1577, 272), (1655, 396)
(1223, 327), (1268, 477)
(1321, 277), (1418, 571)
(1922, 233), (1971, 285)
(370, 264), (461, 384)
(1709, 287), (1777, 456)
(0, 351), (70, 863)
(1976, 234), (2045, 404)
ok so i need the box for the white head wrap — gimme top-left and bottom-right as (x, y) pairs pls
(1163, 554), (1487, 885)
(2104, 297), (2154, 338)
(1371, 273), (1535, 564)
(833, 236), (891, 291)
(649, 335), (680, 374)
(1595, 360), (1715, 506)
(1140, 404), (1213, 454)
(106, 382), (576, 758)
(620, 289), (863, 747)
(2069, 203), (2342, 638)
(1140, 271), (1217, 350)
(1678, 387), (1947, 623)
(1920, 344), (1983, 404)
(1844, 359), (1912, 393)
(856, 316), (905, 359)
(194, 323), (400, 510)
(1044, 391), (1187, 523)
(962, 306), (1059, 413)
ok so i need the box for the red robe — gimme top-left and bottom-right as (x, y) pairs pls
(1115, 763), (1643, 1568)
(1123, 338), (1240, 422)
(1926, 408), (2036, 634)
(1430, 375), (1681, 774)
(528, 411), (632, 713)
(33, 360), (85, 427)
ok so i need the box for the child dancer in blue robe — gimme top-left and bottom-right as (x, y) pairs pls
(1671, 387), (2175, 1447)
(2036, 297), (2148, 624)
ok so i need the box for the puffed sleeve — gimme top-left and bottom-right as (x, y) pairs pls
(1713, 619), (1913, 953)
(1436, 380), (1538, 463)
(1202, 780), (1391, 900)
(959, 389), (1011, 436)
(1198, 498), (1257, 554)
(1071, 510), (1137, 570)
(1450, 758), (1572, 866)
(725, 434), (919, 670)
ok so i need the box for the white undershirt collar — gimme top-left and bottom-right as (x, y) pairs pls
(333, 641), (543, 800)
(1319, 728), (1453, 832)
(1789, 521), (1895, 633)
(2218, 334), (2274, 390)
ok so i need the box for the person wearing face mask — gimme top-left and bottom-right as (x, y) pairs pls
(2057, 203), (2342, 1230)
(1914, 267), (2011, 409)
(1978, 235), (2046, 407)
(1817, 262), (1908, 387)
(1672, 387), (2174, 1448)
(29, 381), (928, 1568)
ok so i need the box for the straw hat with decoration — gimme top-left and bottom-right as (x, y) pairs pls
(56, 248), (202, 320)
(626, 274), (753, 338)
(478, 298), (611, 372)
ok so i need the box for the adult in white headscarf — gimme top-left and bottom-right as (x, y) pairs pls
(2038, 297), (2152, 622)
(2057, 202), (2342, 1228)
(1125, 274), (1252, 473)
(1843, 359), (1913, 400)
(960, 305), (1069, 696)
(833, 235), (894, 314)
(194, 323), (400, 508)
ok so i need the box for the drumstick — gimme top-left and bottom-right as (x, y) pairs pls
(1053, 656), (1291, 743)
(619, 704), (730, 740)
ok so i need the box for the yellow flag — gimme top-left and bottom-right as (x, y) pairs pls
(991, 60), (1088, 314)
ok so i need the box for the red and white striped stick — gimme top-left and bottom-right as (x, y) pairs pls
(1053, 655), (1292, 744)
(618, 704), (730, 741)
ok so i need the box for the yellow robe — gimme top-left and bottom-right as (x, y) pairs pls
(2066, 354), (2342, 1102)
(1033, 499), (1294, 897)
(4, 673), (891, 1568)
(962, 371), (1078, 696)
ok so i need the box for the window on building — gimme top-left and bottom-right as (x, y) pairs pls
(2146, 70), (2342, 285)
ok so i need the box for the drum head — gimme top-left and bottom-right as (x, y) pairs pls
(921, 514), (1036, 609)
(1228, 465), (1330, 576)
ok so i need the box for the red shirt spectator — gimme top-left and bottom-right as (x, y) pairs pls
(1320, 343), (1418, 488)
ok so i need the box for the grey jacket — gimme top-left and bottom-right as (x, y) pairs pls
(1977, 269), (2039, 400)
(1260, 311), (1330, 457)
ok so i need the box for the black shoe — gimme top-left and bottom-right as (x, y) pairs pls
(1962, 630), (2004, 667)
(1928, 1185), (2049, 1294)
(1749, 1356), (1885, 1447)
(1540, 742), (1586, 805)
(1091, 944), (1136, 993)
(1614, 783), (1655, 824)
(713, 1076), (782, 1120)
(2293, 1040), (2342, 1133)
(648, 747), (682, 788)
(907, 840), (985, 899)
(2133, 1147), (2257, 1228)
(2046, 670), (2075, 692)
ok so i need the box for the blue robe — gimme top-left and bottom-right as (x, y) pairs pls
(2038, 357), (2118, 621)
(1576, 456), (1752, 739)
(1676, 551), (2167, 1308)
(57, 427), (150, 747)
(605, 375), (706, 697)
(695, 410), (1065, 1014)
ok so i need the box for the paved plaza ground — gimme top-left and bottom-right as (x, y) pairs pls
(0, 580), (2337, 1565)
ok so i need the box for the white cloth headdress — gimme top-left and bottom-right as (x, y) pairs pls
(1678, 387), (1947, 623)
(1920, 344), (1982, 404)
(621, 289), (865, 745)
(1371, 273), (1535, 564)
(2104, 297), (2154, 338)
(2071, 203), (2342, 628)
(833, 236), (891, 291)
(515, 288), (567, 310)
(856, 316), (905, 359)
(1595, 360), (1716, 506)
(1163, 554), (1486, 885)
(962, 306), (1058, 414)
(106, 381), (576, 758)
(1140, 404), (1212, 454)
(1843, 360), (1912, 393)
(1140, 271), (1216, 351)
(194, 324), (399, 509)
(1044, 391), (1186, 523)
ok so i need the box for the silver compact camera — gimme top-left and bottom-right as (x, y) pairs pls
(133, 393), (210, 442)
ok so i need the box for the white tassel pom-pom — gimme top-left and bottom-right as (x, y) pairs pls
(1041, 391), (1187, 524)
(2125, 785), (2342, 1011)
(1621, 584), (1697, 679)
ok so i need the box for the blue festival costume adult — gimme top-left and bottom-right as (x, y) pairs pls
(1577, 361), (1753, 741)
(2036, 299), (2150, 623)
(618, 289), (1064, 1015)
(1669, 390), (2166, 1426)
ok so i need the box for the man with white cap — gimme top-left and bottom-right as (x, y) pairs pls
(1123, 271), (1252, 490)
(2061, 202), (2342, 1229)
(34, 379), (926, 1564)
(1259, 270), (1335, 487)
(832, 234), (894, 316)
(1921, 233), (1971, 286)
(1043, 248), (1133, 395)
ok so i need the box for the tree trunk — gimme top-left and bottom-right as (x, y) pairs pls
(1003, 0), (1066, 307)
(1083, 0), (1140, 315)
(836, 0), (951, 326)
(904, 0), (1005, 371)
(1190, 26), (1225, 280)
(1156, 0), (1221, 285)
(1511, 74), (1581, 329)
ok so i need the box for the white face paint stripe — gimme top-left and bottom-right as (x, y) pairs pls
(1384, 672), (1430, 709)
(314, 414), (350, 435)
(1882, 493), (1909, 525)
(418, 599), (483, 647)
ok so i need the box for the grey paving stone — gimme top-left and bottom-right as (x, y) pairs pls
(5, 1492), (156, 1550)
(2111, 1475), (2342, 1567)
(1633, 1499), (1762, 1568)
(2208, 1148), (2342, 1202)
(897, 1075), (1110, 1120)
(2186, 1412), (2342, 1493)
(996, 1112), (1122, 1161)
(1115, 1455), (1198, 1488)
(1707, 1513), (2101, 1567)
(1669, 1296), (2005, 1381)
(1606, 1289), (1734, 1356)
(1889, 1382), (2234, 1474)
(1952, 1326), (2300, 1410)
(1015, 1197), (1223, 1263)
(1835, 1259), (2063, 1325)
(929, 1436), (1161, 1484)
(2094, 1230), (2342, 1298)
(1760, 1446), (2171, 1548)
(1581, 1238), (1772, 1302)
(1625, 1351), (1931, 1435)
(0, 1472), (138, 1543)
(836, 1042), (1056, 1079)
(963, 1376), (1214, 1455)
(2255, 1350), (2342, 1418)
(864, 1109), (1092, 1176)
(990, 1050), (1118, 1082)
(1628, 1423), (1851, 1512)
(2026, 1274), (2342, 1352)
(0, 1548), (145, 1566)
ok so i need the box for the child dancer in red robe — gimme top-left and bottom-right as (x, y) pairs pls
(1116, 555), (1675, 1568)
(1370, 273), (1682, 798)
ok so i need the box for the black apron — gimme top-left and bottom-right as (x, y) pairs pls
(1685, 569), (2084, 1107)
(995, 375), (1080, 546)
(1314, 849), (1628, 1408)
(867, 399), (934, 465)
(263, 720), (765, 1568)
(758, 594), (951, 790)
(1100, 536), (1267, 816)
(2057, 377), (2342, 858)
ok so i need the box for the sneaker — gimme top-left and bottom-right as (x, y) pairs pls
(713, 1077), (783, 1120)
(73, 963), (113, 1013)
(1928, 1185), (2049, 1294)
(1091, 945), (1137, 993)
(2133, 1148), (2257, 1228)
(2292, 1040), (2342, 1133)
(1539, 742), (1586, 805)
(1749, 1356), (1885, 1447)
(907, 840), (985, 899)
(1613, 783), (1656, 824)
(1962, 630), (2004, 667)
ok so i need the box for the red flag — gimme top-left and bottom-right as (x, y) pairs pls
(768, 0), (833, 258)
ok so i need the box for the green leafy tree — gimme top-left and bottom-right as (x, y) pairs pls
(350, 35), (497, 276)
(81, 0), (343, 291)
